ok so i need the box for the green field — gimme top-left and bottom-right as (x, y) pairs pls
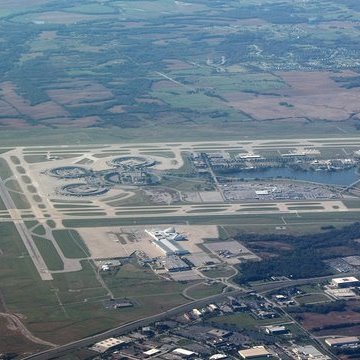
(52, 229), (90, 259)
(0, 159), (13, 179)
(186, 282), (225, 299)
(8, 190), (30, 209)
(0, 222), (192, 345)
(295, 293), (331, 305)
(209, 312), (288, 330)
(33, 236), (64, 271)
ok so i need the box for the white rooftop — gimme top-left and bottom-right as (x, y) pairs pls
(238, 346), (270, 358)
(91, 338), (125, 353)
(173, 348), (197, 356)
(332, 276), (359, 283)
(144, 348), (161, 356)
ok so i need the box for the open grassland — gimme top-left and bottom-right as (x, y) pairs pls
(52, 229), (90, 259)
(0, 317), (48, 358)
(103, 261), (188, 302)
(186, 282), (226, 299)
(0, 0), (359, 142)
(0, 222), (193, 345)
(299, 300), (360, 337)
(0, 158), (13, 179)
(32, 236), (64, 271)
(8, 190), (30, 209)
(0, 195), (5, 210)
(295, 293), (331, 305)
(209, 312), (289, 330)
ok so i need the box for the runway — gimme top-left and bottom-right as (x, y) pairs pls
(0, 178), (53, 280)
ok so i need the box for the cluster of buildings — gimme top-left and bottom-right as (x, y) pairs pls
(145, 228), (189, 257)
(190, 148), (358, 177)
(325, 276), (360, 299)
(88, 291), (347, 360)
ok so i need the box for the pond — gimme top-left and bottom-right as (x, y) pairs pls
(220, 167), (359, 186)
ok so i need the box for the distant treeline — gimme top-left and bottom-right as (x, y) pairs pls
(234, 222), (360, 283)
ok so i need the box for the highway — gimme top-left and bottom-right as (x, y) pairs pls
(0, 178), (52, 280)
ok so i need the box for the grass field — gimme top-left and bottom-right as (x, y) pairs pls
(209, 312), (288, 330)
(32, 224), (46, 236)
(0, 223), (191, 345)
(201, 266), (236, 279)
(0, 317), (48, 356)
(33, 236), (64, 271)
(295, 293), (331, 305)
(0, 158), (13, 179)
(0, 195), (5, 210)
(52, 229), (90, 259)
(103, 262), (188, 299)
(186, 282), (225, 299)
(8, 190), (30, 209)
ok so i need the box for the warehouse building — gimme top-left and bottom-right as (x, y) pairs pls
(91, 338), (127, 353)
(292, 345), (330, 360)
(145, 228), (189, 256)
(265, 325), (288, 335)
(172, 348), (197, 358)
(238, 346), (271, 359)
(331, 276), (360, 288)
(144, 348), (161, 357)
(325, 336), (360, 348)
(162, 255), (191, 272)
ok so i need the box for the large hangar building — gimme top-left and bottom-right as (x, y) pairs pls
(145, 227), (190, 256)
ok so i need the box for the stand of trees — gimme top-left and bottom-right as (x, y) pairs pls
(234, 222), (360, 283)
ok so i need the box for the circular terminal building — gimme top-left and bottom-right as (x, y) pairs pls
(104, 171), (123, 185)
(110, 156), (155, 169)
(48, 166), (90, 179)
(60, 183), (109, 197)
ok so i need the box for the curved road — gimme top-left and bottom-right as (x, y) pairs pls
(23, 289), (247, 360)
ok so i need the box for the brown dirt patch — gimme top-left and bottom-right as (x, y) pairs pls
(42, 116), (100, 127)
(164, 59), (194, 70)
(249, 241), (294, 251)
(39, 30), (57, 40)
(29, 11), (114, 24)
(0, 118), (37, 129)
(0, 0), (50, 8)
(300, 300), (360, 335)
(1, 82), (68, 120)
(224, 71), (360, 121)
(109, 105), (126, 113)
(322, 246), (358, 258)
(152, 80), (180, 90)
(256, 251), (279, 259)
(136, 97), (165, 105)
(0, 101), (19, 116)
(312, 324), (360, 337)
(0, 317), (47, 355)
(47, 81), (113, 105)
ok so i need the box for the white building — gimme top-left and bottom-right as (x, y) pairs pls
(331, 276), (360, 288)
(238, 346), (271, 359)
(172, 348), (197, 358)
(145, 228), (189, 256)
(325, 336), (360, 348)
(91, 338), (126, 353)
(292, 345), (330, 360)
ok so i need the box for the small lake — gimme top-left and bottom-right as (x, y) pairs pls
(220, 167), (359, 186)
